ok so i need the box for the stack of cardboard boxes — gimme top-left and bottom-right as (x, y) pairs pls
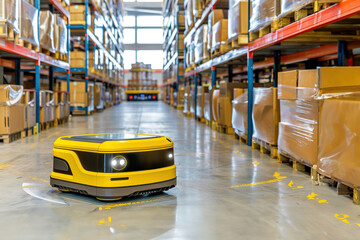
(0, 85), (25, 136)
(22, 90), (36, 131)
(196, 85), (210, 119)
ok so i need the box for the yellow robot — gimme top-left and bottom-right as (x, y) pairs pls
(50, 133), (176, 201)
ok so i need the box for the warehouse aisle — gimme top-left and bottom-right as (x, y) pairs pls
(0, 102), (359, 239)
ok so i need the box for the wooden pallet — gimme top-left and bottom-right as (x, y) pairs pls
(249, 21), (278, 41)
(40, 47), (56, 58)
(40, 121), (55, 131)
(227, 34), (248, 49)
(318, 172), (360, 205)
(277, 0), (341, 29)
(234, 131), (248, 145)
(211, 121), (218, 130)
(176, 105), (184, 110)
(56, 52), (68, 61)
(196, 116), (205, 123)
(217, 124), (234, 135)
(0, 131), (23, 144)
(252, 137), (278, 159)
(195, 57), (210, 67)
(0, 20), (19, 44)
(18, 39), (39, 52)
(211, 44), (230, 58)
(277, 151), (318, 180)
(205, 119), (211, 126)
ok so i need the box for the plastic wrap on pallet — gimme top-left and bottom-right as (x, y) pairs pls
(204, 92), (211, 122)
(40, 11), (55, 52)
(249, 0), (280, 32)
(252, 87), (279, 145)
(318, 93), (360, 187)
(57, 15), (67, 54)
(194, 24), (209, 65)
(278, 99), (319, 166)
(279, 0), (313, 18)
(190, 87), (196, 114)
(53, 17), (59, 53)
(192, 0), (203, 20)
(0, 85), (23, 105)
(212, 89), (220, 123)
(20, 0), (39, 46)
(0, 0), (19, 33)
(207, 9), (228, 52)
(185, 0), (194, 31)
(228, 0), (248, 41)
(231, 90), (248, 135)
(211, 19), (228, 50)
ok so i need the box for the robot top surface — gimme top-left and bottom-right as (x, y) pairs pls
(54, 133), (173, 153)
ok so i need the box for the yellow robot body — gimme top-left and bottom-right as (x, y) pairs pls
(50, 133), (176, 200)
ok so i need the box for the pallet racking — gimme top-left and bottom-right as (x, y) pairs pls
(180, 0), (360, 146)
(69, 0), (125, 115)
(162, 0), (185, 104)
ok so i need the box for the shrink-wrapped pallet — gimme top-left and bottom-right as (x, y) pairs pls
(211, 19), (228, 51)
(252, 87), (279, 145)
(190, 87), (196, 115)
(40, 11), (55, 52)
(20, 0), (39, 46)
(56, 15), (67, 54)
(194, 24), (209, 64)
(278, 98), (319, 166)
(207, 9), (228, 52)
(212, 89), (220, 122)
(185, 0), (194, 31)
(0, 0), (19, 33)
(228, 0), (248, 41)
(232, 90), (248, 135)
(249, 0), (280, 32)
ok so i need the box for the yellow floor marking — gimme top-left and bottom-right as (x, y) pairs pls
(335, 214), (351, 224)
(228, 172), (287, 189)
(0, 164), (11, 170)
(98, 216), (112, 226)
(307, 192), (318, 200)
(99, 196), (176, 211)
(307, 192), (328, 203)
(252, 161), (260, 166)
(234, 150), (239, 154)
(318, 199), (328, 204)
(288, 181), (303, 189)
(32, 178), (49, 183)
(31, 143), (36, 147)
(176, 150), (230, 156)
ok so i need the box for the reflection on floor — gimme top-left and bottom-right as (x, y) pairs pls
(0, 102), (359, 239)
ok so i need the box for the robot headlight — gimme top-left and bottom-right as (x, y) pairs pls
(110, 155), (127, 171)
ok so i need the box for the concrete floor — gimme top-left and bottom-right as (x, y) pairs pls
(0, 102), (360, 239)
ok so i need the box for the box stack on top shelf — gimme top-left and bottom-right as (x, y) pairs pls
(126, 63), (159, 101)
(0, 0), (72, 143)
(69, 0), (124, 116)
(162, 0), (185, 108)
(170, 0), (360, 204)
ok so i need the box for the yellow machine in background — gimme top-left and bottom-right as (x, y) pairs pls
(50, 133), (176, 201)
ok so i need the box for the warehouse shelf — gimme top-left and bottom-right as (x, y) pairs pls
(164, 52), (178, 71)
(180, 0), (360, 146)
(0, 40), (39, 61)
(48, 0), (70, 19)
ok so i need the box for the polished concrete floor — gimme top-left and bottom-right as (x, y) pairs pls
(1, 102), (360, 239)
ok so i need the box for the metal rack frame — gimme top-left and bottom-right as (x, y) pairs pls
(182, 0), (360, 145)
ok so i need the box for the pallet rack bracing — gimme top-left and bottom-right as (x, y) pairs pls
(179, 0), (360, 146)
(162, 0), (185, 106)
(0, 0), (72, 134)
(69, 0), (125, 115)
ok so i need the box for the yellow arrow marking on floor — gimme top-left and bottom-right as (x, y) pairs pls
(288, 181), (303, 189)
(227, 172), (287, 189)
(307, 192), (328, 203)
(234, 150), (239, 154)
(98, 216), (112, 226)
(99, 196), (176, 211)
(334, 214), (350, 224)
(252, 161), (260, 166)
(307, 192), (318, 200)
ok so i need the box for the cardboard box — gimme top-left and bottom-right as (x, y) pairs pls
(69, 82), (88, 107)
(234, 88), (245, 99)
(252, 88), (279, 145)
(196, 85), (209, 118)
(218, 96), (232, 127)
(318, 97), (360, 187)
(298, 69), (317, 99)
(208, 9), (228, 51)
(27, 105), (36, 129)
(0, 104), (25, 135)
(317, 67), (360, 93)
(278, 70), (298, 100)
(204, 91), (211, 122)
(228, 1), (248, 40)
(219, 81), (247, 99)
